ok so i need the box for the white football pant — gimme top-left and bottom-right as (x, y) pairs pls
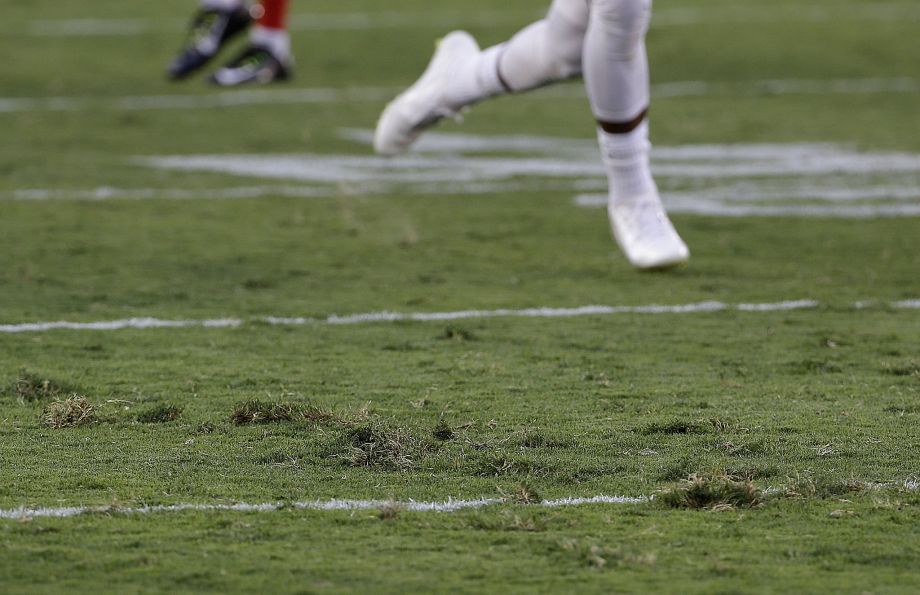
(490, 0), (652, 123)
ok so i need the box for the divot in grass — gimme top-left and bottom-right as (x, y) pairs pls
(229, 399), (342, 426)
(432, 418), (454, 442)
(135, 403), (182, 424)
(342, 423), (432, 471)
(502, 483), (543, 505)
(6, 369), (76, 404)
(642, 420), (708, 435)
(40, 395), (96, 429)
(657, 474), (763, 510)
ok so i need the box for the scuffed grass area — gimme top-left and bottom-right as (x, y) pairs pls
(136, 403), (183, 424)
(229, 399), (344, 426)
(5, 370), (78, 404)
(657, 474), (763, 511)
(2, 0), (920, 590)
(341, 423), (432, 471)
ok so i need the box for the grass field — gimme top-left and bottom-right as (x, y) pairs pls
(2, 0), (920, 592)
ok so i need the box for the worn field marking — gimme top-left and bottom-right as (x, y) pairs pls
(573, 194), (920, 218)
(2, 77), (919, 114)
(5, 130), (919, 218)
(131, 130), (920, 219)
(3, 480), (919, 520)
(4, 185), (335, 202)
(2, 496), (648, 520)
(3, 300), (920, 334)
(24, 3), (920, 36)
(27, 11), (536, 37)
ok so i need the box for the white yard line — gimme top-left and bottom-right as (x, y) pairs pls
(2, 77), (918, 114)
(573, 194), (920, 219)
(0, 86), (396, 113)
(0, 318), (242, 333)
(127, 134), (920, 220)
(3, 185), (335, 202)
(3, 480), (918, 520)
(27, 11), (535, 37)
(3, 299), (919, 335)
(5, 133), (920, 220)
(24, 3), (920, 37)
(1, 496), (647, 520)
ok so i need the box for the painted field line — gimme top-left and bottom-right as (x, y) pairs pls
(3, 185), (336, 202)
(27, 11), (536, 37)
(24, 3), (920, 37)
(0, 301), (800, 334)
(4, 299), (920, 335)
(1, 496), (647, 520)
(573, 194), (920, 219)
(3, 77), (919, 114)
(4, 479), (919, 520)
(0, 318), (242, 333)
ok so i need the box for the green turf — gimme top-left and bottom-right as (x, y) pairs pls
(2, 0), (920, 592)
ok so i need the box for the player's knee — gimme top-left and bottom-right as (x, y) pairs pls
(590, 0), (651, 58)
(545, 12), (588, 79)
(549, 44), (583, 79)
(592, 0), (651, 31)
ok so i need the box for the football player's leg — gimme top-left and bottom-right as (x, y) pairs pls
(493, 0), (588, 94)
(374, 0), (589, 155)
(250, 0), (291, 61)
(168, 0), (252, 79)
(212, 0), (293, 86)
(586, 0), (689, 269)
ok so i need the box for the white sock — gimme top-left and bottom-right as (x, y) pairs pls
(597, 120), (657, 204)
(250, 25), (291, 61)
(200, 0), (244, 11)
(444, 44), (508, 110)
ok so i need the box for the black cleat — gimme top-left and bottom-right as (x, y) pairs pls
(167, 6), (252, 80)
(209, 45), (292, 86)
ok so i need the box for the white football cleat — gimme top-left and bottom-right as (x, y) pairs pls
(608, 191), (690, 270)
(374, 31), (480, 156)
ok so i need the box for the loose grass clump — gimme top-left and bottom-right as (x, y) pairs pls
(136, 403), (183, 424)
(343, 423), (430, 471)
(378, 500), (402, 520)
(9, 369), (75, 403)
(642, 420), (707, 435)
(560, 540), (657, 570)
(432, 418), (454, 441)
(657, 473), (762, 510)
(231, 400), (298, 424)
(502, 482), (542, 505)
(882, 360), (920, 379)
(442, 325), (477, 341)
(230, 400), (340, 426)
(40, 395), (96, 429)
(519, 430), (575, 449)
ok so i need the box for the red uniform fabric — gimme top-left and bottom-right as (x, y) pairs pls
(257, 0), (289, 30)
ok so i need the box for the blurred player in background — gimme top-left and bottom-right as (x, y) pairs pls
(375, 0), (689, 270)
(168, 0), (292, 85)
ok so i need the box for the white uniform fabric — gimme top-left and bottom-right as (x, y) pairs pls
(493, 0), (651, 123)
(200, 0), (244, 10)
(436, 0), (658, 203)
